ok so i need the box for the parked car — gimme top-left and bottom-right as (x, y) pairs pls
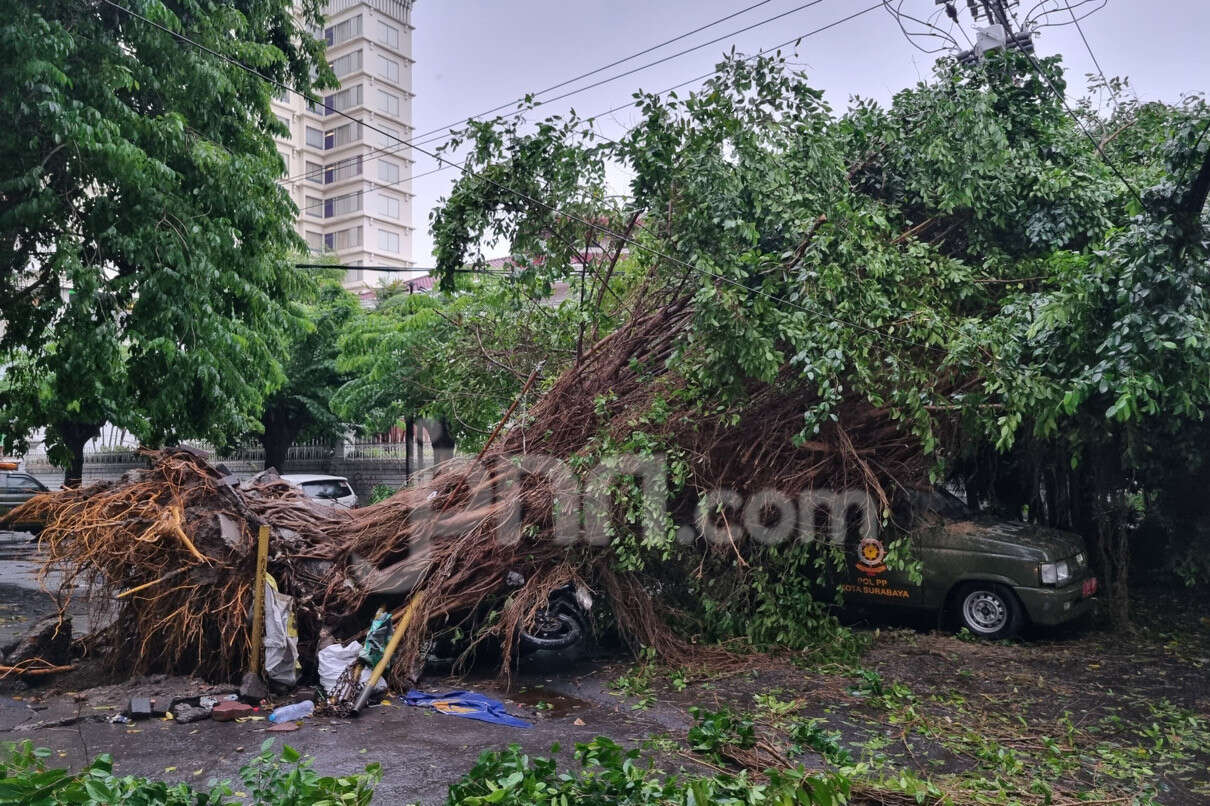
(842, 489), (1097, 638)
(281, 474), (358, 508)
(0, 471), (50, 533)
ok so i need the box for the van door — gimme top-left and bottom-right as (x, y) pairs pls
(821, 493), (923, 606)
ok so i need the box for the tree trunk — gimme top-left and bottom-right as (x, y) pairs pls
(60, 422), (100, 488)
(1089, 451), (1131, 629)
(432, 418), (456, 465)
(260, 409), (300, 472)
(404, 417), (414, 484)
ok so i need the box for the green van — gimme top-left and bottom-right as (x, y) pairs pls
(842, 490), (1098, 638)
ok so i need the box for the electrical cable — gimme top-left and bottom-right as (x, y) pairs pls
(1000, 2), (1145, 209)
(880, 0), (960, 55)
(276, 0), (790, 185)
(288, 3), (886, 212)
(96, 0), (944, 356)
(277, 0), (836, 187)
(405, 0), (784, 140)
(1063, 0), (1114, 112)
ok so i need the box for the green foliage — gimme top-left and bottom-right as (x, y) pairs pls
(609, 646), (658, 710)
(0, 739), (379, 805)
(238, 739), (380, 805)
(692, 543), (867, 663)
(254, 277), (360, 470)
(334, 271), (598, 451)
(369, 483), (397, 504)
(788, 719), (852, 766)
(686, 708), (756, 763)
(446, 738), (853, 806)
(0, 0), (332, 478)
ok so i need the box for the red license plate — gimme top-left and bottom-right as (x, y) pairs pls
(1082, 577), (1098, 597)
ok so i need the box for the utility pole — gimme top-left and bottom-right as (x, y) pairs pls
(942, 0), (1034, 63)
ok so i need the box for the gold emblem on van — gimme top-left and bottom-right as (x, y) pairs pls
(856, 536), (887, 575)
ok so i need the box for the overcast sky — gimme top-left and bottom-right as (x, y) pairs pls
(406, 0), (1210, 267)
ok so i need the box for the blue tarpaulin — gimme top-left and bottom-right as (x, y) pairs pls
(404, 690), (532, 728)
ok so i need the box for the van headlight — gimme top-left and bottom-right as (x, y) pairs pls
(1040, 560), (1071, 586)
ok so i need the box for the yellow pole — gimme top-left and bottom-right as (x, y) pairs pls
(350, 592), (424, 715)
(248, 524), (270, 676)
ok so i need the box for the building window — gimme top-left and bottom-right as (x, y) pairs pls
(326, 122), (362, 149)
(377, 55), (399, 83)
(324, 226), (363, 250)
(305, 126), (324, 148)
(305, 231), (324, 251)
(325, 155), (362, 183)
(323, 84), (363, 115)
(304, 196), (323, 218)
(379, 194), (400, 219)
(377, 125), (400, 149)
(325, 191), (363, 218)
(274, 114), (290, 133)
(377, 89), (400, 117)
(277, 151), (290, 174)
(380, 22), (399, 48)
(378, 160), (400, 184)
(378, 229), (400, 253)
(330, 49), (363, 78)
(305, 161), (323, 183)
(325, 14), (362, 46)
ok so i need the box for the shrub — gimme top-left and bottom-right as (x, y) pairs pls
(0, 739), (380, 805)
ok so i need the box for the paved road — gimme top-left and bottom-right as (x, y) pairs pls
(0, 667), (678, 804)
(0, 555), (679, 804)
(0, 530), (37, 561)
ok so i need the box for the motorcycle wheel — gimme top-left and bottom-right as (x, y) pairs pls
(519, 599), (588, 653)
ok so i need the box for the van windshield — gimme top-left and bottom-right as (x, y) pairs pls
(913, 489), (973, 521)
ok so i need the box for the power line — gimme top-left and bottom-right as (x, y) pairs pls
(1061, 0), (1113, 111)
(996, 1), (1145, 209)
(277, 0), (788, 185)
(406, 0), (784, 141)
(278, 0), (835, 188)
(101, 0), (940, 355)
(288, 3), (887, 216)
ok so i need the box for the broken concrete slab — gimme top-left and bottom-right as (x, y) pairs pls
(238, 673), (268, 703)
(171, 703), (211, 724)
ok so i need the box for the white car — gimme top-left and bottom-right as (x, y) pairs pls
(281, 474), (358, 509)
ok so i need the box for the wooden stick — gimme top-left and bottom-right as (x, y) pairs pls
(350, 592), (425, 715)
(248, 524), (270, 677)
(116, 568), (187, 599)
(475, 364), (543, 462)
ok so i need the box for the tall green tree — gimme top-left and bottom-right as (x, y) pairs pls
(255, 275), (359, 472)
(0, 0), (332, 484)
(332, 273), (597, 453)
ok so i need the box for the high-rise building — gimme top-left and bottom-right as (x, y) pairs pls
(271, 0), (418, 296)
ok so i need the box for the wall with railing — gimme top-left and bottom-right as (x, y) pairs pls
(19, 432), (444, 505)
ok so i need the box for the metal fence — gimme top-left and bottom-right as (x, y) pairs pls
(18, 433), (425, 468)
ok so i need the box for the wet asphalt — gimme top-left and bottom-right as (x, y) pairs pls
(0, 532), (679, 804)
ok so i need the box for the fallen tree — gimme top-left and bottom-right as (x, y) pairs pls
(5, 284), (932, 687)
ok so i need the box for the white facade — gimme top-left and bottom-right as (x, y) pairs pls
(272, 0), (420, 295)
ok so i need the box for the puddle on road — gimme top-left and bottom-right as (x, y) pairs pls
(509, 687), (593, 718)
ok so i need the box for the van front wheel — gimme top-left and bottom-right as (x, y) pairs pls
(954, 583), (1023, 639)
